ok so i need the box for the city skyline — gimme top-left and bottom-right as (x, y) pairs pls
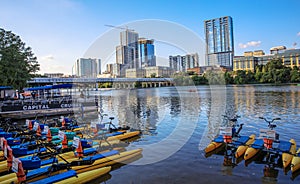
(1, 0), (300, 75)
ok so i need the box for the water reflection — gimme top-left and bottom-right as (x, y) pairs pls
(89, 85), (300, 183)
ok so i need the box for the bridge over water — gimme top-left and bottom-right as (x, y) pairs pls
(27, 77), (175, 89)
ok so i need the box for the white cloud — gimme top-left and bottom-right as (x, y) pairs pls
(40, 54), (54, 61)
(239, 41), (261, 49)
(297, 32), (300, 36)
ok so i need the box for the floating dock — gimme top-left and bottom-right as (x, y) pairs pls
(0, 106), (97, 120)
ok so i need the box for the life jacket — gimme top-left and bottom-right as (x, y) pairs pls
(0, 137), (7, 150)
(36, 125), (41, 136)
(46, 128), (52, 142)
(76, 141), (83, 158)
(16, 159), (26, 182)
(28, 120), (33, 130)
(7, 146), (13, 167)
(62, 134), (68, 149)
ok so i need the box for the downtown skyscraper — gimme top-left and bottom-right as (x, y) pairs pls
(116, 29), (139, 69)
(138, 38), (156, 68)
(204, 16), (234, 68)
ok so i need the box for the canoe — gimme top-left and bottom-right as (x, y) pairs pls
(291, 148), (300, 173)
(204, 135), (224, 153)
(281, 139), (296, 169)
(244, 139), (264, 161)
(235, 134), (256, 158)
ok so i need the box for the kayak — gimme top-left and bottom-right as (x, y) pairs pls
(106, 131), (140, 141)
(244, 139), (264, 161)
(204, 135), (224, 153)
(235, 134), (256, 158)
(53, 166), (111, 184)
(281, 139), (296, 169)
(28, 166), (111, 184)
(291, 148), (300, 173)
(0, 148), (142, 183)
(0, 144), (102, 174)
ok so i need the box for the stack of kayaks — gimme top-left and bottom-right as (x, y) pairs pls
(0, 148), (143, 184)
(0, 115), (143, 183)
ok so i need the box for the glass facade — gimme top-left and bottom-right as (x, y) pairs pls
(118, 30), (139, 69)
(205, 16), (234, 67)
(138, 38), (156, 68)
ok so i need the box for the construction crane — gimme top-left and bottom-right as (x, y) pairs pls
(104, 24), (135, 32)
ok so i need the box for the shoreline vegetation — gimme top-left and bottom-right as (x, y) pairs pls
(98, 59), (300, 88)
(172, 59), (300, 86)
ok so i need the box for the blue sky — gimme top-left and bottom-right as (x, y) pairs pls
(1, 0), (300, 74)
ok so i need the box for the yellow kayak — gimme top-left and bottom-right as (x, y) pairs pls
(204, 135), (224, 153)
(244, 139), (264, 161)
(282, 139), (296, 169)
(205, 142), (223, 153)
(235, 134), (256, 158)
(0, 151), (4, 161)
(291, 148), (300, 173)
(54, 166), (111, 184)
(0, 139), (122, 173)
(107, 131), (140, 141)
(0, 148), (142, 183)
(1, 166), (111, 184)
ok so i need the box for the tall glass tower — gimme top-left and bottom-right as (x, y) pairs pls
(119, 29), (139, 68)
(204, 16), (234, 68)
(138, 38), (156, 68)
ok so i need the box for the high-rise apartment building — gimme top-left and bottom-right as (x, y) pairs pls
(204, 16), (234, 68)
(169, 53), (199, 72)
(116, 29), (139, 69)
(73, 58), (101, 77)
(138, 38), (156, 68)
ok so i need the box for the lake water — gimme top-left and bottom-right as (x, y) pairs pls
(85, 84), (300, 184)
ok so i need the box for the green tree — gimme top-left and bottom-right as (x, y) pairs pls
(233, 70), (246, 84)
(224, 71), (234, 84)
(191, 75), (208, 85)
(205, 71), (226, 85)
(254, 66), (262, 82)
(150, 73), (156, 78)
(0, 28), (39, 90)
(291, 66), (300, 82)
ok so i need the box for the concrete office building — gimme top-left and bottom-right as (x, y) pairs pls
(233, 46), (300, 71)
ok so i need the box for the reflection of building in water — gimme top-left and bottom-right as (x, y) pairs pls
(111, 90), (160, 133)
(233, 85), (256, 116)
(198, 86), (226, 150)
(291, 90), (300, 109)
(232, 85), (300, 118)
(141, 95), (159, 133)
(170, 96), (181, 116)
